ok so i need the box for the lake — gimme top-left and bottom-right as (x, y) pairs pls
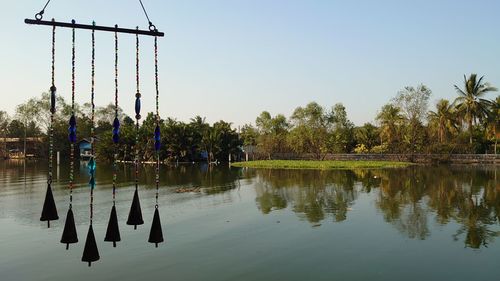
(0, 160), (499, 281)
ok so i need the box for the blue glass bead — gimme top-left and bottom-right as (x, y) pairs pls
(69, 115), (76, 126)
(135, 97), (141, 115)
(88, 158), (96, 173)
(155, 140), (161, 151)
(112, 133), (120, 144)
(154, 125), (161, 141)
(113, 117), (120, 129)
(112, 127), (120, 135)
(69, 132), (77, 143)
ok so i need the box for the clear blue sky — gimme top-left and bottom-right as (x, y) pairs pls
(1, 0), (499, 127)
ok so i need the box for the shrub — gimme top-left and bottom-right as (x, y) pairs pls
(370, 144), (389, 154)
(354, 144), (369, 154)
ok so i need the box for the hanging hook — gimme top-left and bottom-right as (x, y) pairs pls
(149, 22), (156, 32)
(35, 11), (44, 20)
(35, 0), (52, 21)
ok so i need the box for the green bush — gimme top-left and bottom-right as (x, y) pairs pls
(354, 144), (369, 154)
(370, 144), (389, 154)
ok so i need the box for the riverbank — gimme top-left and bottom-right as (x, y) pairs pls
(248, 153), (499, 164)
(231, 160), (412, 170)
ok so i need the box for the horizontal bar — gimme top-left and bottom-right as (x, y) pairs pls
(24, 19), (164, 37)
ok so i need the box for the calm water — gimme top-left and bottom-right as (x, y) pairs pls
(0, 160), (499, 281)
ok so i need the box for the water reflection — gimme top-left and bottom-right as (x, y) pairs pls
(248, 166), (499, 249)
(0, 161), (498, 250)
(252, 169), (359, 223)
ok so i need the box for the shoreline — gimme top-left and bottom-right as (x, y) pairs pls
(230, 160), (413, 170)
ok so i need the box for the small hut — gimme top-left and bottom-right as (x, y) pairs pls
(79, 139), (92, 160)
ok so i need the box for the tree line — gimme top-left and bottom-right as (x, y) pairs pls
(0, 93), (241, 162)
(0, 73), (498, 161)
(240, 74), (499, 158)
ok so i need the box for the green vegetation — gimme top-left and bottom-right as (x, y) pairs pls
(241, 74), (499, 157)
(0, 93), (241, 162)
(0, 73), (498, 160)
(231, 160), (411, 170)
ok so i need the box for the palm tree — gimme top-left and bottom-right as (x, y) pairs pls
(454, 74), (497, 144)
(428, 99), (458, 143)
(485, 96), (500, 154)
(376, 104), (404, 146)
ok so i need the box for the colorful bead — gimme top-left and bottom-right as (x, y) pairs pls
(50, 86), (56, 114)
(68, 115), (77, 143)
(154, 125), (161, 151)
(113, 117), (120, 129)
(112, 117), (120, 144)
(135, 94), (141, 116)
(69, 115), (76, 126)
(88, 158), (96, 174)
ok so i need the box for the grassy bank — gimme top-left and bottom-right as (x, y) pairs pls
(230, 160), (412, 170)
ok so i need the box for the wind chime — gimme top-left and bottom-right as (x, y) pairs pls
(29, 0), (165, 267)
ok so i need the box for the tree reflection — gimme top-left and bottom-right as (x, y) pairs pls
(253, 169), (358, 223)
(249, 166), (500, 249)
(160, 164), (243, 195)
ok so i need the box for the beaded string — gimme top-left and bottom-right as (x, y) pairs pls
(48, 22), (55, 189)
(50, 21), (55, 87)
(88, 23), (96, 225)
(112, 27), (120, 207)
(154, 35), (160, 208)
(68, 21), (76, 210)
(134, 28), (141, 203)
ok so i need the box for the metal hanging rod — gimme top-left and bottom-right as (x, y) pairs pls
(25, 19), (164, 37)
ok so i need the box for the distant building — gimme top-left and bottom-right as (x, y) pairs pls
(79, 139), (92, 160)
(0, 137), (43, 159)
(8, 148), (35, 159)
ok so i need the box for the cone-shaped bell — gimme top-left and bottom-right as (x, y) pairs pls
(40, 183), (58, 228)
(60, 208), (78, 249)
(104, 205), (121, 247)
(81, 225), (100, 267)
(148, 208), (164, 248)
(126, 189), (144, 229)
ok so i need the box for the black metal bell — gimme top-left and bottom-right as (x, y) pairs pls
(81, 225), (100, 267)
(104, 205), (121, 247)
(60, 208), (78, 249)
(40, 183), (58, 228)
(126, 189), (144, 229)
(148, 207), (164, 248)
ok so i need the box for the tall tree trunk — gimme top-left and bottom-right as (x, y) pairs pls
(468, 117), (473, 145)
(495, 125), (497, 155)
(439, 125), (443, 143)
